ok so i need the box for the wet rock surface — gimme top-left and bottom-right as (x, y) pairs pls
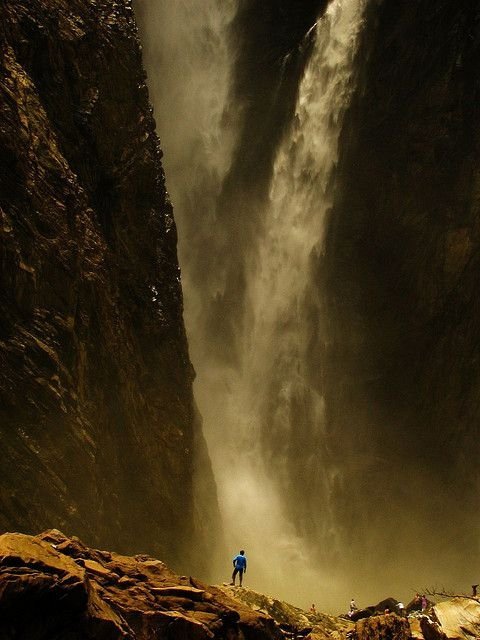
(0, 0), (219, 573)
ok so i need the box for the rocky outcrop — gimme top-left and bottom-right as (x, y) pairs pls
(2, 529), (478, 640)
(0, 0), (220, 573)
(355, 614), (410, 640)
(219, 584), (352, 639)
(419, 617), (448, 640)
(350, 597), (404, 622)
(0, 530), (282, 639)
(433, 598), (480, 640)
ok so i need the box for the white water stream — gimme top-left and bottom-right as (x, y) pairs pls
(140, 0), (366, 610)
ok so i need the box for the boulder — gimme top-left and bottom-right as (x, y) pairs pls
(218, 584), (353, 640)
(433, 597), (480, 640)
(356, 613), (410, 640)
(374, 597), (402, 614)
(350, 607), (375, 622)
(151, 585), (206, 601)
(419, 616), (448, 640)
(83, 558), (121, 582)
(0, 532), (90, 637)
(409, 616), (426, 640)
(407, 596), (424, 614)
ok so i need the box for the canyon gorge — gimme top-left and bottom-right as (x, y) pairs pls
(0, 0), (479, 625)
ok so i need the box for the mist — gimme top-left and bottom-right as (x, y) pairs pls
(135, 0), (480, 613)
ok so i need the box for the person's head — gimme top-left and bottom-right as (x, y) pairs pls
(240, 550), (245, 555)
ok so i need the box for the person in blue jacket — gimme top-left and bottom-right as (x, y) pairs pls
(230, 549), (247, 586)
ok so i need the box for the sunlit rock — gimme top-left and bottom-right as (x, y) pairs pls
(356, 613), (410, 640)
(2, 529), (476, 640)
(433, 597), (480, 640)
(0, 530), (283, 639)
(218, 584), (353, 639)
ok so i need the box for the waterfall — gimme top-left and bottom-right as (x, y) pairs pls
(136, 0), (239, 330)
(205, 0), (366, 608)
(248, 0), (367, 540)
(138, 0), (367, 609)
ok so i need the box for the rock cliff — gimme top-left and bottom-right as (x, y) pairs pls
(320, 0), (480, 580)
(0, 0), (219, 574)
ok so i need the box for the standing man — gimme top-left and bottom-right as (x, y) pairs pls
(349, 598), (358, 617)
(231, 550), (247, 587)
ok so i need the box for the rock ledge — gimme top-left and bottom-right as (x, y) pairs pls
(0, 530), (282, 639)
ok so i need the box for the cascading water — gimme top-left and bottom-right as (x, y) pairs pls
(206, 0), (367, 608)
(138, 0), (367, 610)
(249, 0), (368, 541)
(135, 0), (240, 334)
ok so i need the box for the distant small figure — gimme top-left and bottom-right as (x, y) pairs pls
(421, 595), (427, 611)
(472, 585), (479, 598)
(349, 598), (358, 617)
(310, 603), (317, 615)
(230, 549), (247, 587)
(397, 602), (405, 616)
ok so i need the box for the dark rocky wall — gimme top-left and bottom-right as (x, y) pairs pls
(0, 0), (218, 575)
(321, 0), (480, 573)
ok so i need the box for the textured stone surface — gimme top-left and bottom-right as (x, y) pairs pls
(433, 598), (480, 640)
(0, 531), (474, 640)
(0, 0), (219, 573)
(0, 530), (284, 640)
(219, 584), (352, 639)
(319, 0), (480, 578)
(355, 614), (410, 640)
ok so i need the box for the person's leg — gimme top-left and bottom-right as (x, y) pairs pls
(231, 568), (238, 585)
(239, 569), (243, 586)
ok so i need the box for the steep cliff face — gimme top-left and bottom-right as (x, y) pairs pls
(0, 0), (218, 574)
(322, 0), (480, 575)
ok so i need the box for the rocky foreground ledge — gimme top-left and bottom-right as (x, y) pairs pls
(0, 531), (479, 640)
(0, 530), (285, 639)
